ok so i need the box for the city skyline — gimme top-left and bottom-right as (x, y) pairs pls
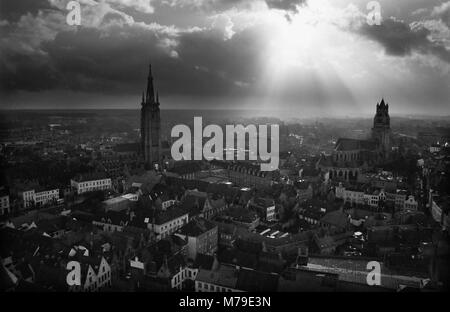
(0, 0), (449, 295)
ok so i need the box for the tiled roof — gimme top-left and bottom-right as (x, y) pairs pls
(196, 264), (238, 288)
(180, 195), (206, 217)
(169, 161), (202, 175)
(72, 172), (109, 182)
(153, 206), (188, 225)
(335, 138), (377, 151)
(236, 268), (279, 292)
(165, 176), (209, 192)
(113, 142), (139, 153)
(278, 268), (338, 292)
(94, 210), (129, 225)
(178, 218), (216, 237)
(320, 209), (349, 228)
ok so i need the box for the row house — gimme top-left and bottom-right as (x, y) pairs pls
(93, 210), (130, 232)
(129, 236), (190, 291)
(336, 183), (414, 210)
(70, 175), (111, 194)
(168, 161), (203, 180)
(68, 256), (112, 292)
(227, 163), (274, 188)
(19, 187), (60, 209)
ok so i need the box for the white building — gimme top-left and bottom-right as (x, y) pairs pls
(71, 177), (111, 194)
(195, 263), (242, 292)
(21, 190), (35, 208)
(404, 195), (419, 211)
(70, 256), (111, 292)
(336, 183), (410, 210)
(175, 218), (218, 261)
(335, 183), (365, 205)
(266, 205), (277, 222)
(96, 257), (112, 289)
(363, 190), (386, 208)
(146, 208), (189, 240)
(121, 193), (139, 201)
(429, 144), (441, 153)
(0, 193), (10, 215)
(20, 188), (59, 208)
(162, 199), (177, 210)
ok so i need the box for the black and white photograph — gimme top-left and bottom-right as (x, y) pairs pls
(0, 0), (449, 298)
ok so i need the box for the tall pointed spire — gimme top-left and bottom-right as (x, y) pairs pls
(146, 64), (154, 103)
(140, 60), (161, 167)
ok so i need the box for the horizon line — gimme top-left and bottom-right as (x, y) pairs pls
(0, 108), (449, 119)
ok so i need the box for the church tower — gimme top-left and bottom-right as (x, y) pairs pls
(371, 98), (391, 158)
(140, 64), (161, 167)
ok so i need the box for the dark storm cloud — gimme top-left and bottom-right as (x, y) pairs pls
(0, 0), (55, 22)
(1, 0), (449, 114)
(432, 1), (450, 27)
(175, 26), (268, 91)
(359, 17), (450, 63)
(265, 0), (306, 14)
(156, 0), (307, 14)
(1, 14), (267, 96)
(0, 0), (309, 95)
(0, 52), (60, 91)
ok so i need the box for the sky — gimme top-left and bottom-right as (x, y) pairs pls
(0, 0), (449, 116)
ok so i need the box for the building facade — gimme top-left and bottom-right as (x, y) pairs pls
(227, 163), (274, 188)
(69, 257), (112, 292)
(147, 209), (189, 240)
(71, 178), (111, 194)
(0, 188), (10, 215)
(20, 188), (59, 208)
(175, 218), (218, 260)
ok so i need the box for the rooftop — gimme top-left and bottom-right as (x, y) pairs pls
(177, 218), (216, 237)
(72, 172), (110, 182)
(196, 264), (238, 289)
(335, 138), (377, 152)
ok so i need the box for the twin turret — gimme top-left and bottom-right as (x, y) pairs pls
(374, 98), (390, 128)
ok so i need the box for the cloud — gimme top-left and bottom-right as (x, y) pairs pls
(156, 0), (306, 14)
(358, 17), (450, 63)
(0, 0), (449, 114)
(431, 1), (450, 27)
(0, 1), (270, 96)
(106, 0), (155, 14)
(264, 0), (306, 14)
(0, 0), (55, 22)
